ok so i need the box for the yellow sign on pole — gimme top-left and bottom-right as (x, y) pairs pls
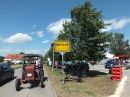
(54, 41), (71, 52)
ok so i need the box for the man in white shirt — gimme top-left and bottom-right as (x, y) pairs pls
(49, 61), (52, 68)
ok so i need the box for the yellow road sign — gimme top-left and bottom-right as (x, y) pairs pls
(54, 41), (70, 52)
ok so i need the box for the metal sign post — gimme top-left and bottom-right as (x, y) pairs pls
(60, 52), (65, 84)
(54, 40), (71, 84)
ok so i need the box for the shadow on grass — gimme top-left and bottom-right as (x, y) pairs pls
(61, 70), (109, 83)
(87, 70), (107, 77)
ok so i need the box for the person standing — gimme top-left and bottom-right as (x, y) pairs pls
(49, 61), (52, 69)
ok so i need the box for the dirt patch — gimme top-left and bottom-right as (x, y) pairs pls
(44, 64), (119, 97)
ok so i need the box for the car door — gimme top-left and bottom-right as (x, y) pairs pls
(2, 65), (10, 80)
(7, 65), (13, 78)
(0, 66), (4, 83)
(0, 65), (8, 82)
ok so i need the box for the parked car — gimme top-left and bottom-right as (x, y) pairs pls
(105, 59), (118, 69)
(6, 61), (14, 66)
(0, 63), (15, 83)
(53, 61), (62, 69)
(125, 60), (130, 70)
(89, 61), (97, 65)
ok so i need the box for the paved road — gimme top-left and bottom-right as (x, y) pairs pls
(119, 67), (130, 97)
(0, 68), (56, 97)
(90, 65), (130, 97)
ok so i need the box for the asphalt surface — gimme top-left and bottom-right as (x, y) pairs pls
(89, 65), (130, 97)
(0, 67), (56, 97)
(1, 65), (130, 97)
(119, 67), (130, 97)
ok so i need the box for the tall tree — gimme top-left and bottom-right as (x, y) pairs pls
(58, 1), (112, 61)
(109, 33), (130, 55)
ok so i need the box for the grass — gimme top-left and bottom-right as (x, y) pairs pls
(11, 64), (22, 69)
(44, 64), (119, 97)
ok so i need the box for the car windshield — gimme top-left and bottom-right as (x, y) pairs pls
(22, 56), (39, 65)
(107, 59), (116, 64)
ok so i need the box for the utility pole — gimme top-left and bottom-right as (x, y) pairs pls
(51, 43), (54, 71)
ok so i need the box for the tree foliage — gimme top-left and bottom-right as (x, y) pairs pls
(58, 1), (112, 61)
(109, 33), (130, 55)
(44, 47), (61, 61)
(0, 56), (4, 62)
(19, 52), (25, 54)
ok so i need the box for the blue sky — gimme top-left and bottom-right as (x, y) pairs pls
(0, 0), (130, 57)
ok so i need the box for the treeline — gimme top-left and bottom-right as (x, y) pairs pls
(0, 56), (5, 62)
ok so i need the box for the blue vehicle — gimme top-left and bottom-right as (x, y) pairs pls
(105, 59), (118, 69)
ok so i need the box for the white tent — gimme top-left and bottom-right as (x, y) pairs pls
(105, 52), (114, 59)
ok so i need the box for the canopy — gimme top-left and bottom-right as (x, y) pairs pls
(113, 55), (129, 59)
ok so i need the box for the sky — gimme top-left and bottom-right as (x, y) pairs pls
(0, 0), (130, 57)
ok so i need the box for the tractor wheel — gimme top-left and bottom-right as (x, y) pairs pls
(15, 78), (21, 91)
(40, 76), (44, 88)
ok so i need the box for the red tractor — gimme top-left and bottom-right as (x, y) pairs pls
(15, 54), (44, 91)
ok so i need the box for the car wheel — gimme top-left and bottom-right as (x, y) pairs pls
(81, 70), (87, 77)
(10, 73), (14, 79)
(40, 76), (44, 88)
(15, 78), (21, 91)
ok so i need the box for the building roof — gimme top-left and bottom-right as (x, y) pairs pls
(4, 54), (23, 60)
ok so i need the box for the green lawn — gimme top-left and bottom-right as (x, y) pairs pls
(11, 64), (22, 69)
(44, 64), (119, 97)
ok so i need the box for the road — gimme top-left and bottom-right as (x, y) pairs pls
(0, 68), (56, 97)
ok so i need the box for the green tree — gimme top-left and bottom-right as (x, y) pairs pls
(19, 52), (25, 54)
(44, 48), (61, 62)
(44, 49), (50, 61)
(0, 56), (4, 62)
(58, 1), (112, 61)
(109, 33), (130, 55)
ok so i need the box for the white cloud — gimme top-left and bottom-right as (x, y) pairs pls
(102, 17), (130, 31)
(0, 48), (11, 52)
(42, 40), (49, 43)
(16, 49), (22, 52)
(30, 31), (44, 37)
(30, 32), (35, 34)
(0, 37), (2, 41)
(46, 18), (71, 35)
(24, 49), (41, 54)
(36, 31), (44, 37)
(2, 33), (33, 44)
(43, 49), (49, 52)
(32, 25), (37, 29)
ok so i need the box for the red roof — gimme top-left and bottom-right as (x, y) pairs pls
(5, 54), (24, 60)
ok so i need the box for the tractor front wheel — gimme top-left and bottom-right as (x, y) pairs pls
(15, 78), (21, 91)
(40, 76), (44, 88)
